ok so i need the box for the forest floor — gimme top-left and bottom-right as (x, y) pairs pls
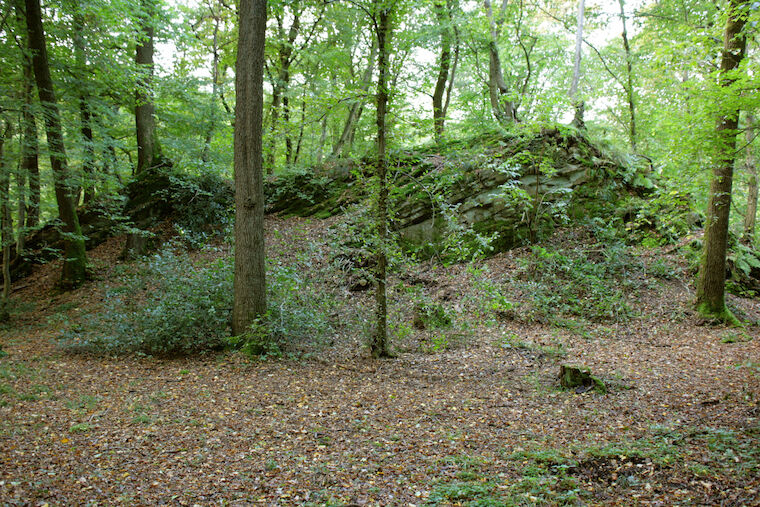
(1, 215), (759, 506)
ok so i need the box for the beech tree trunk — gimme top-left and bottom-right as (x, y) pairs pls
(371, 4), (392, 359)
(232, 0), (267, 335)
(135, 0), (160, 175)
(432, 0), (452, 142)
(201, 16), (221, 165)
(695, 0), (747, 321)
(24, 0), (87, 288)
(72, 0), (96, 204)
(265, 8), (300, 173)
(743, 113), (758, 245)
(330, 44), (377, 160)
(569, 0), (585, 129)
(16, 1), (40, 231)
(618, 0), (636, 151)
(0, 121), (12, 321)
(484, 0), (516, 125)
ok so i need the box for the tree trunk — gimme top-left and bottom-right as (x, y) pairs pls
(695, 0), (747, 322)
(0, 122), (12, 321)
(569, 0), (585, 129)
(265, 9), (300, 174)
(618, 0), (636, 151)
(72, 0), (96, 204)
(201, 16), (221, 165)
(232, 0), (267, 335)
(135, 0), (160, 175)
(24, 0), (88, 289)
(432, 0), (452, 142)
(371, 5), (392, 359)
(16, 3), (40, 230)
(330, 44), (377, 160)
(484, 0), (515, 125)
(743, 113), (758, 245)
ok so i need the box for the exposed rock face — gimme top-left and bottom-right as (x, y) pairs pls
(265, 127), (646, 256)
(392, 128), (642, 253)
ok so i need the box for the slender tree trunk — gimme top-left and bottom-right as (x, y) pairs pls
(0, 122), (12, 321)
(232, 0), (267, 335)
(695, 0), (747, 321)
(316, 115), (328, 164)
(432, 0), (452, 142)
(284, 94), (293, 165)
(743, 113), (758, 245)
(484, 0), (515, 125)
(443, 0), (459, 129)
(135, 0), (160, 175)
(570, 0), (585, 128)
(618, 0), (636, 151)
(201, 17), (221, 165)
(265, 10), (300, 174)
(72, 1), (95, 204)
(371, 5), (392, 359)
(330, 44), (377, 160)
(16, 5), (39, 230)
(294, 96), (306, 165)
(24, 0), (87, 288)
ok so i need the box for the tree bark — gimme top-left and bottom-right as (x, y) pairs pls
(330, 44), (377, 160)
(618, 0), (636, 151)
(24, 0), (88, 289)
(135, 0), (160, 175)
(570, 0), (585, 128)
(371, 4), (391, 359)
(232, 0), (267, 335)
(743, 112), (758, 245)
(432, 0), (452, 142)
(0, 121), (12, 321)
(16, 1), (40, 231)
(265, 7), (300, 173)
(695, 0), (747, 321)
(72, 0), (96, 204)
(201, 15), (221, 165)
(484, 0), (516, 125)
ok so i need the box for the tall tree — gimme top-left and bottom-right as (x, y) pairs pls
(0, 119), (12, 321)
(135, 0), (162, 175)
(743, 112), (758, 245)
(569, 0), (585, 128)
(24, 0), (88, 288)
(232, 0), (267, 335)
(483, 0), (516, 124)
(618, 0), (637, 151)
(71, 0), (96, 204)
(371, 0), (392, 358)
(695, 0), (748, 322)
(432, 0), (457, 141)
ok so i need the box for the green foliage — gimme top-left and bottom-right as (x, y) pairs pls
(514, 237), (638, 323)
(60, 246), (233, 356)
(165, 171), (234, 242)
(621, 189), (701, 246)
(60, 247), (332, 357)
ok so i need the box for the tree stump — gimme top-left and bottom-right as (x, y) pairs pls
(559, 364), (606, 393)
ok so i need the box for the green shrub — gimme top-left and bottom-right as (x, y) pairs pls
(60, 247), (233, 356)
(514, 228), (639, 323)
(60, 248), (331, 357)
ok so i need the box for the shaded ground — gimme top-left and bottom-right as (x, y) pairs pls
(1, 216), (759, 505)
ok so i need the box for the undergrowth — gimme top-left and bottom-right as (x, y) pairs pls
(59, 245), (331, 357)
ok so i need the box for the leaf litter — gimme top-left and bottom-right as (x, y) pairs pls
(0, 216), (758, 505)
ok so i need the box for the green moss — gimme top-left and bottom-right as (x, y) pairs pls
(695, 302), (742, 326)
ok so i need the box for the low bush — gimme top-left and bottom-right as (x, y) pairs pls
(60, 247), (331, 357)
